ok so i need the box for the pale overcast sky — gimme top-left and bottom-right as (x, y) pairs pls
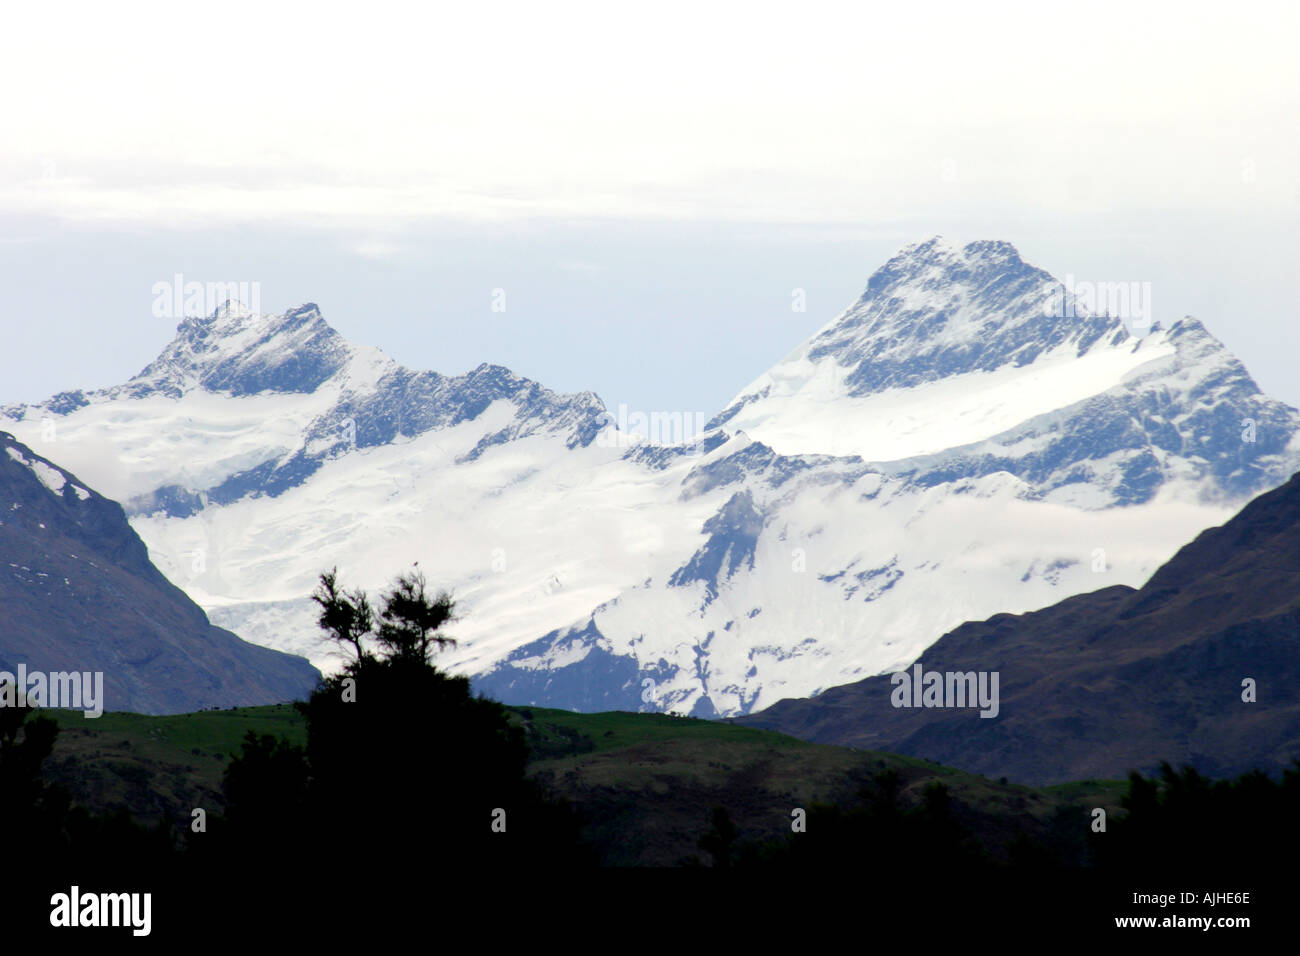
(1, 0), (1297, 417)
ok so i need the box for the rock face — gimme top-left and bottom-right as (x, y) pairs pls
(738, 468), (1300, 784)
(4, 238), (1298, 717)
(0, 432), (319, 714)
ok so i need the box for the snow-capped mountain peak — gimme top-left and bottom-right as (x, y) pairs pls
(5, 239), (1298, 720)
(1, 302), (609, 515)
(128, 301), (353, 400)
(472, 239), (1300, 715)
(711, 239), (1201, 467)
(820, 235), (1121, 371)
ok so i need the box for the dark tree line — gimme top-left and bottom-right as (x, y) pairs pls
(692, 771), (985, 871)
(1090, 761), (1300, 877)
(2, 688), (173, 894)
(689, 762), (1300, 881)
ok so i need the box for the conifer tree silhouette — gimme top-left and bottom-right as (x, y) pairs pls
(214, 565), (590, 876)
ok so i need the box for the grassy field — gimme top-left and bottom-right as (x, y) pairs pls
(40, 704), (307, 826)
(46, 704), (308, 754)
(513, 706), (813, 754)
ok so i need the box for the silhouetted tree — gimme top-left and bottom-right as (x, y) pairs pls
(374, 568), (456, 663)
(312, 567), (375, 663)
(212, 565), (590, 875)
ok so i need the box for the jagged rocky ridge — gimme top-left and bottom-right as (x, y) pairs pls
(4, 238), (1298, 717)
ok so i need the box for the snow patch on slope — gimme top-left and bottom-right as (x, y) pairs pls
(727, 335), (1177, 460)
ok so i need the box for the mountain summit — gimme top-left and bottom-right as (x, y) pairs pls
(5, 240), (1298, 717)
(129, 302), (351, 399)
(755, 236), (1122, 394)
(711, 237), (1295, 503)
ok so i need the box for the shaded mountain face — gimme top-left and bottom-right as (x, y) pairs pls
(4, 237), (1298, 718)
(737, 468), (1300, 784)
(0, 432), (319, 714)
